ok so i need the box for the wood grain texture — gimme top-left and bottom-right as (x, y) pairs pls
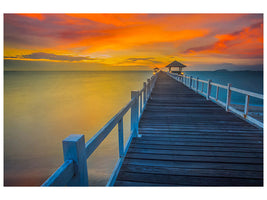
(114, 72), (263, 186)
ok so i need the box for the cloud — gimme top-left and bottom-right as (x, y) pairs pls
(4, 56), (18, 59)
(21, 52), (95, 62)
(183, 22), (263, 59)
(19, 14), (45, 21)
(125, 57), (162, 64)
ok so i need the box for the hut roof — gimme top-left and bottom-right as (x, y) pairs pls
(153, 67), (159, 70)
(166, 60), (186, 68)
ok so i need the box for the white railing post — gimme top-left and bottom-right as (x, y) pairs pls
(206, 80), (211, 100)
(147, 79), (151, 98)
(143, 82), (147, 105)
(216, 86), (219, 101)
(244, 95), (250, 118)
(196, 77), (199, 92)
(189, 76), (192, 88)
(131, 91), (139, 137)
(139, 91), (142, 116)
(118, 118), (124, 157)
(226, 83), (232, 111)
(63, 134), (89, 186)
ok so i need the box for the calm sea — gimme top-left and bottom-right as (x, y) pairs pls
(4, 70), (263, 186)
(4, 71), (152, 186)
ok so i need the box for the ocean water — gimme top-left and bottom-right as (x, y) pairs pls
(183, 71), (263, 106)
(4, 71), (152, 186)
(4, 70), (263, 186)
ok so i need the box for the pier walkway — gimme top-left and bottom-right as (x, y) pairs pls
(114, 71), (263, 186)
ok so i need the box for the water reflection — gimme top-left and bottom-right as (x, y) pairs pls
(4, 71), (152, 186)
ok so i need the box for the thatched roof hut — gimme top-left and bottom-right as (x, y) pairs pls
(166, 61), (186, 74)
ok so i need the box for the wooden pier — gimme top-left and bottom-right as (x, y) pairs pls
(114, 71), (263, 186)
(42, 71), (263, 187)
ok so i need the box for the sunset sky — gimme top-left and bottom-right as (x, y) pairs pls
(4, 13), (263, 71)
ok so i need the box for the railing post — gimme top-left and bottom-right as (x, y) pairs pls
(225, 83), (232, 111)
(131, 91), (139, 137)
(201, 82), (204, 93)
(206, 80), (211, 100)
(147, 79), (151, 99)
(196, 77), (199, 92)
(216, 86), (219, 101)
(244, 95), (250, 118)
(63, 134), (88, 186)
(189, 76), (192, 88)
(118, 118), (124, 157)
(139, 91), (142, 116)
(143, 82), (147, 105)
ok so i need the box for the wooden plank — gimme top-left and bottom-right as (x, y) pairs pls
(133, 140), (263, 149)
(116, 171), (262, 186)
(114, 180), (172, 186)
(120, 164), (263, 179)
(125, 152), (263, 164)
(123, 158), (263, 171)
(127, 147), (263, 158)
(129, 143), (263, 153)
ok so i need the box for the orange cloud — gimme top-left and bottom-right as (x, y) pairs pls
(19, 14), (45, 20)
(184, 22), (263, 59)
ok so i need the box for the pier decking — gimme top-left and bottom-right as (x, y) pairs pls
(114, 71), (263, 186)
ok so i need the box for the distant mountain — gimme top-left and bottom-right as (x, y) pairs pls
(213, 69), (262, 72)
(214, 69), (229, 72)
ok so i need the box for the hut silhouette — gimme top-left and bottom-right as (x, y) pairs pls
(153, 67), (160, 73)
(166, 61), (186, 74)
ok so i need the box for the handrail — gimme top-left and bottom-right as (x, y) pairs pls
(85, 98), (135, 158)
(42, 160), (74, 186)
(167, 72), (263, 128)
(42, 72), (158, 186)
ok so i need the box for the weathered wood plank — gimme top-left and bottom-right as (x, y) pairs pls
(116, 171), (262, 186)
(120, 164), (263, 179)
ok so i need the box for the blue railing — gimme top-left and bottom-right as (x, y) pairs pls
(167, 72), (263, 128)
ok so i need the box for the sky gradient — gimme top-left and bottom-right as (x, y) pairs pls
(4, 14), (263, 71)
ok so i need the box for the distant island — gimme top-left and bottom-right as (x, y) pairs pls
(214, 69), (229, 72)
(213, 69), (262, 72)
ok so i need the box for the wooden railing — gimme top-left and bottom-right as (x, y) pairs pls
(42, 73), (158, 186)
(167, 72), (263, 128)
